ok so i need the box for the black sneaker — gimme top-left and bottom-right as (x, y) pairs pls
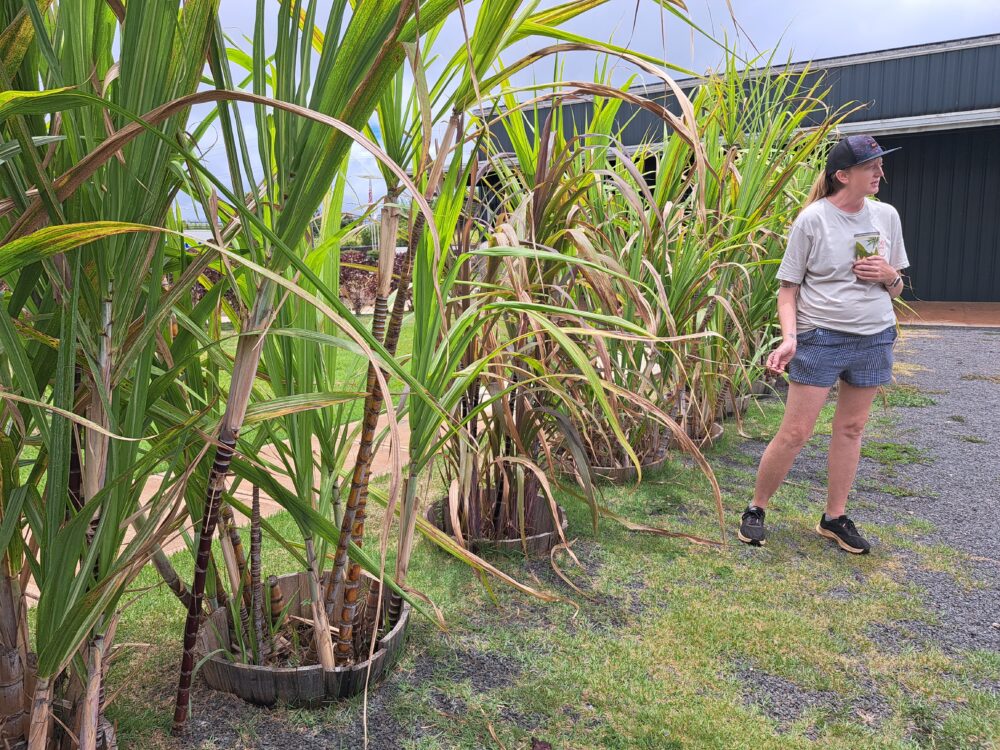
(816, 514), (871, 554)
(737, 506), (766, 546)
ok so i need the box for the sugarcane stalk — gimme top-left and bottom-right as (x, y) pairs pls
(219, 503), (252, 609)
(329, 105), (463, 652)
(68, 416), (83, 518)
(149, 549), (194, 610)
(386, 473), (419, 627)
(268, 576), (285, 627)
(456, 193), (481, 540)
(218, 512), (252, 658)
(172, 430), (238, 733)
(323, 196), (405, 659)
(83, 293), (113, 516)
(26, 677), (51, 750)
(388, 118), (472, 627)
(305, 539), (335, 670)
(94, 619), (117, 750)
(327, 223), (422, 655)
(250, 486), (268, 664)
(78, 636), (104, 750)
(124, 501), (194, 609)
(352, 576), (381, 657)
(210, 551), (229, 613)
(0, 574), (18, 650)
(173, 312), (266, 734)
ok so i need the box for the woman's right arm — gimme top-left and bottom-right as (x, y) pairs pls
(777, 282), (799, 341)
(766, 282), (799, 374)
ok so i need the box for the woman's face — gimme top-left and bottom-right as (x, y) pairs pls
(836, 158), (884, 196)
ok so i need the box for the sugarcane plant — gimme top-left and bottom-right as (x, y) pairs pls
(388, 52), (723, 561)
(166, 0), (450, 729)
(0, 2), (226, 748)
(0, 0), (847, 745)
(309, 0), (703, 666)
(492, 48), (849, 465)
(162, 0), (688, 711)
(615, 49), (851, 437)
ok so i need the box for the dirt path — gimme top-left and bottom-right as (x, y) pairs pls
(156, 414), (410, 557)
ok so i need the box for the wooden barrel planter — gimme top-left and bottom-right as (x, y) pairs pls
(588, 449), (670, 484)
(195, 572), (410, 708)
(425, 500), (568, 556)
(0, 646), (28, 750)
(668, 421), (724, 449)
(720, 392), (751, 419)
(749, 378), (786, 401)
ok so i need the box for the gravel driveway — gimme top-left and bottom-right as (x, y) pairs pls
(876, 327), (1000, 654)
(741, 327), (1000, 655)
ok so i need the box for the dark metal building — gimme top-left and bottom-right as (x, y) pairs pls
(490, 35), (1000, 302)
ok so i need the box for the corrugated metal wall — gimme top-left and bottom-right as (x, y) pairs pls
(822, 44), (1000, 122)
(878, 127), (1000, 302)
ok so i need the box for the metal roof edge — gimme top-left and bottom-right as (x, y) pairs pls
(478, 34), (1000, 110)
(478, 34), (1000, 116)
(778, 33), (1000, 73)
(634, 33), (1000, 97)
(478, 109), (1000, 170)
(833, 107), (1000, 136)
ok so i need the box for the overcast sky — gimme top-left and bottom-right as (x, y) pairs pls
(187, 0), (1000, 216)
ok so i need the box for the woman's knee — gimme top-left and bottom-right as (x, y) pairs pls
(833, 417), (868, 442)
(774, 425), (812, 453)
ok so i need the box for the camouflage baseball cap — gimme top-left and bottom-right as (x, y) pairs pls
(825, 135), (900, 175)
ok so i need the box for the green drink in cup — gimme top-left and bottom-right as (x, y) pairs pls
(854, 231), (880, 259)
(853, 231), (881, 284)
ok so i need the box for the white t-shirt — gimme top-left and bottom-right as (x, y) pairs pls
(776, 197), (909, 336)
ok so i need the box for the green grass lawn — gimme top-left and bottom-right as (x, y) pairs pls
(106, 392), (1000, 749)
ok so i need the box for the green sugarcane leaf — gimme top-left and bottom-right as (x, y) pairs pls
(0, 485), (27, 554)
(243, 392), (364, 424)
(0, 221), (159, 276)
(0, 135), (64, 166)
(0, 391), (143, 442)
(0, 86), (85, 120)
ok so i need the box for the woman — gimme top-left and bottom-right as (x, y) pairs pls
(738, 135), (909, 553)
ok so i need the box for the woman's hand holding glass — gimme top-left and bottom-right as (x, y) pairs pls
(852, 255), (897, 285)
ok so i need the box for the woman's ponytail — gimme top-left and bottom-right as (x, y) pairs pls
(804, 171), (840, 208)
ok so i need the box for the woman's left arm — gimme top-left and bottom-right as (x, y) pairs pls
(884, 270), (905, 298)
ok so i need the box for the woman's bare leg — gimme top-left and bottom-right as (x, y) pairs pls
(753, 382), (830, 508)
(826, 382), (880, 517)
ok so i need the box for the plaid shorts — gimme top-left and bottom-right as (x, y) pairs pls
(788, 325), (897, 388)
